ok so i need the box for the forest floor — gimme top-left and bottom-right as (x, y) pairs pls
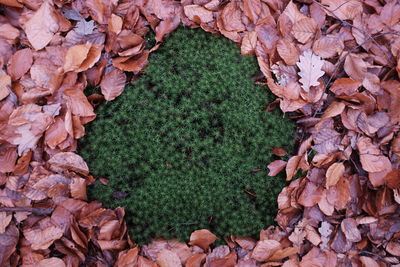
(0, 0), (399, 266)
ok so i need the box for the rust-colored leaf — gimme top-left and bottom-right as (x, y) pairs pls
(267, 160), (287, 176)
(325, 162), (345, 187)
(100, 68), (127, 101)
(7, 48), (33, 80)
(341, 218), (361, 242)
(189, 229), (217, 251)
(23, 0), (59, 50)
(277, 39), (299, 65)
(156, 249), (182, 267)
(184, 5), (214, 24)
(48, 152), (89, 175)
(186, 253), (206, 267)
(251, 240), (281, 262)
(292, 18), (317, 44)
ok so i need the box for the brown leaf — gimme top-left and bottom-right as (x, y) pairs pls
(186, 253), (206, 267)
(269, 247), (299, 261)
(156, 249), (182, 267)
(0, 212), (12, 234)
(243, 0), (261, 23)
(267, 160), (287, 176)
(155, 17), (180, 43)
(385, 169), (400, 189)
(23, 0), (59, 50)
(115, 247), (139, 267)
(286, 155), (301, 181)
(235, 237), (256, 250)
(251, 240), (281, 262)
(0, 147), (17, 173)
(325, 162), (345, 187)
(240, 31), (257, 55)
(329, 78), (361, 96)
(0, 223), (18, 266)
(341, 218), (361, 242)
(97, 239), (127, 250)
(312, 36), (341, 59)
(321, 0), (363, 20)
(24, 222), (63, 250)
(386, 240), (400, 257)
(184, 5), (214, 24)
(100, 68), (127, 101)
(63, 43), (102, 72)
(45, 117), (68, 149)
(321, 101), (346, 119)
(70, 177), (87, 200)
(359, 256), (380, 267)
(209, 251), (236, 267)
(292, 18), (317, 44)
(0, 73), (11, 101)
(48, 152), (89, 175)
(7, 48), (33, 80)
(63, 86), (96, 118)
(113, 51), (149, 72)
(37, 258), (66, 267)
(189, 229), (217, 251)
(277, 39), (299, 65)
(221, 2), (245, 32)
(108, 14), (123, 35)
(298, 181), (323, 207)
(344, 53), (368, 81)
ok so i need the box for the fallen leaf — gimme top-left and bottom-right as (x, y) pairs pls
(156, 249), (182, 267)
(321, 102), (346, 119)
(329, 78), (361, 96)
(241, 31), (257, 55)
(100, 68), (127, 101)
(63, 43), (102, 72)
(221, 2), (245, 32)
(186, 253), (206, 267)
(23, 223), (63, 250)
(0, 147), (17, 173)
(344, 53), (368, 81)
(277, 39), (299, 65)
(0, 212), (12, 234)
(7, 48), (33, 80)
(359, 256), (380, 267)
(48, 152), (89, 175)
(267, 160), (287, 176)
(115, 247), (139, 267)
(184, 5), (214, 24)
(243, 0), (261, 23)
(325, 162), (345, 187)
(0, 223), (18, 266)
(37, 258), (66, 267)
(296, 50), (325, 92)
(292, 17), (317, 44)
(341, 218), (361, 242)
(23, 0), (59, 50)
(251, 240), (281, 262)
(189, 229), (217, 251)
(321, 0), (363, 20)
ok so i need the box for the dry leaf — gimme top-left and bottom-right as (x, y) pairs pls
(189, 229), (217, 251)
(157, 249), (182, 267)
(267, 160), (287, 176)
(186, 253), (206, 267)
(251, 240), (281, 262)
(325, 162), (345, 187)
(0, 224), (18, 266)
(341, 218), (361, 242)
(344, 53), (368, 81)
(241, 31), (257, 55)
(296, 50), (325, 92)
(184, 5), (214, 24)
(48, 152), (89, 175)
(277, 39), (299, 65)
(292, 17), (317, 44)
(329, 78), (361, 96)
(7, 48), (33, 80)
(321, 102), (346, 119)
(321, 0), (363, 20)
(100, 68), (127, 101)
(23, 0), (59, 50)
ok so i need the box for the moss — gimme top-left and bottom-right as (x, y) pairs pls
(79, 27), (295, 245)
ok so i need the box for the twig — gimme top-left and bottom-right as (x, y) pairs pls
(0, 206), (54, 216)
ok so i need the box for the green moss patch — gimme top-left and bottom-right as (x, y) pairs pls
(79, 27), (295, 244)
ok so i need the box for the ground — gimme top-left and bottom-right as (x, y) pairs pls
(79, 27), (295, 244)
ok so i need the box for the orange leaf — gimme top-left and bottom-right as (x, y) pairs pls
(184, 5), (214, 24)
(325, 162), (345, 187)
(100, 68), (127, 101)
(7, 48), (33, 80)
(329, 78), (361, 96)
(186, 253), (206, 267)
(23, 0), (59, 50)
(251, 240), (281, 262)
(292, 17), (317, 44)
(277, 39), (299, 65)
(267, 160), (287, 176)
(188, 229), (217, 251)
(321, 101), (346, 119)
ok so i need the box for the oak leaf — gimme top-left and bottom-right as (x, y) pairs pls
(296, 50), (325, 92)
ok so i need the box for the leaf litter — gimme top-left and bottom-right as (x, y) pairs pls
(0, 0), (399, 266)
